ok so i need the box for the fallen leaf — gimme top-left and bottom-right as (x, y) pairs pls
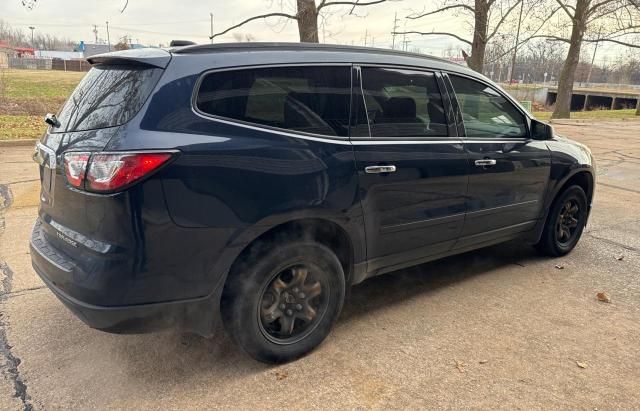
(455, 359), (466, 373)
(615, 254), (624, 261)
(479, 360), (488, 364)
(596, 292), (611, 303)
(555, 264), (564, 269)
(576, 361), (587, 369)
(274, 370), (288, 381)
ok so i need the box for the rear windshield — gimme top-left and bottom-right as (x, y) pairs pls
(54, 64), (162, 133)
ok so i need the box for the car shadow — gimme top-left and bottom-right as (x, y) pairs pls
(341, 241), (541, 323)
(102, 241), (544, 386)
(172, 241), (540, 367)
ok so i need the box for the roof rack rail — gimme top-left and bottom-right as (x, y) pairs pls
(171, 42), (457, 65)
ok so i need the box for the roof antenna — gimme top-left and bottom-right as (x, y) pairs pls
(170, 40), (197, 47)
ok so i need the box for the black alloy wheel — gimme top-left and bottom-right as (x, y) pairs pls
(536, 185), (588, 256)
(258, 264), (328, 344)
(222, 241), (345, 363)
(556, 199), (581, 246)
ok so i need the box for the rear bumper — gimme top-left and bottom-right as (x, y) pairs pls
(30, 220), (218, 335)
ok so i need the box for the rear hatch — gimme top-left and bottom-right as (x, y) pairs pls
(34, 49), (170, 269)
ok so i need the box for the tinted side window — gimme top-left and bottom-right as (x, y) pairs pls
(196, 66), (351, 137)
(353, 67), (447, 138)
(449, 75), (527, 138)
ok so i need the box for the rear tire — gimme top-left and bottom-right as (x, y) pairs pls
(221, 241), (345, 363)
(536, 185), (588, 257)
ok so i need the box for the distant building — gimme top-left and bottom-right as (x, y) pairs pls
(0, 41), (13, 68)
(82, 43), (111, 58)
(0, 40), (37, 67)
(445, 56), (468, 66)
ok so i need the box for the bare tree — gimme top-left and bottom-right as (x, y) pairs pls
(0, 19), (75, 50)
(210, 0), (389, 43)
(533, 0), (640, 118)
(392, 0), (528, 71)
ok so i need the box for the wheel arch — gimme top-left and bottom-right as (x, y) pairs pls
(528, 168), (595, 245)
(229, 218), (356, 284)
(551, 169), (595, 208)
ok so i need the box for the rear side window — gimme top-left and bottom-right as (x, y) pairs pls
(196, 66), (351, 137)
(55, 65), (162, 133)
(449, 75), (527, 138)
(353, 67), (448, 138)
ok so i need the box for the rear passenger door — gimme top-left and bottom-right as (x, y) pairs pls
(445, 74), (551, 249)
(351, 66), (469, 275)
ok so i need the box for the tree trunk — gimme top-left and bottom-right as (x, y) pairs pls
(636, 99), (640, 116)
(551, 0), (589, 119)
(297, 0), (319, 43)
(467, 0), (489, 72)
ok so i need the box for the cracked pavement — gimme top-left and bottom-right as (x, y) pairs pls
(0, 120), (639, 409)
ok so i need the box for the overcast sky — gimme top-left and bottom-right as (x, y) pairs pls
(0, 0), (627, 62)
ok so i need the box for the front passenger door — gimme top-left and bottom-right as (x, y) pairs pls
(446, 74), (551, 249)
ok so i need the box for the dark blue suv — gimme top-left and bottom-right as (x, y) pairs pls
(31, 43), (595, 363)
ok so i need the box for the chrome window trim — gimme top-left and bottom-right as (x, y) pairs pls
(190, 62), (533, 146)
(191, 63), (353, 142)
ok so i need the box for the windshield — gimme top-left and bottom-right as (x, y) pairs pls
(54, 64), (162, 133)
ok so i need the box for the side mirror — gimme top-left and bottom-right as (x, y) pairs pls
(531, 119), (553, 140)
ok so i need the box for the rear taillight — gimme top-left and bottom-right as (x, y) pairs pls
(63, 153), (90, 188)
(63, 151), (175, 193)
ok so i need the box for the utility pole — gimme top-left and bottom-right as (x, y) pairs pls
(509, 0), (524, 84)
(106, 21), (111, 51)
(364, 29), (368, 46)
(391, 12), (399, 50)
(586, 26), (602, 84)
(210, 13), (214, 44)
(403, 39), (411, 51)
(93, 25), (98, 43)
(28, 26), (35, 47)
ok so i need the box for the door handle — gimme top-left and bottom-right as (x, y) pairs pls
(365, 165), (397, 174)
(474, 159), (497, 167)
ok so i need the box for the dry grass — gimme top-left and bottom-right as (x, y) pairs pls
(1, 69), (85, 99)
(533, 109), (638, 121)
(0, 69), (85, 140)
(0, 115), (46, 140)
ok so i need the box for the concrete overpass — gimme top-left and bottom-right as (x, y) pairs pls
(545, 87), (639, 111)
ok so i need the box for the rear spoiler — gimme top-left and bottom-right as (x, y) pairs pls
(87, 48), (171, 69)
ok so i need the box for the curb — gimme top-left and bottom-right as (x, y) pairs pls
(549, 117), (640, 125)
(0, 139), (37, 148)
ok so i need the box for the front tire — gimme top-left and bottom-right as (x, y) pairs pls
(221, 241), (345, 363)
(536, 185), (588, 256)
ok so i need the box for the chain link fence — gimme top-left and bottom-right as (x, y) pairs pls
(7, 57), (91, 72)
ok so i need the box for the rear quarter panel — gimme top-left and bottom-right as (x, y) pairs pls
(105, 58), (365, 294)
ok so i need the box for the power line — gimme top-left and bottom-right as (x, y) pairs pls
(391, 12), (399, 50)
(107, 25), (209, 38)
(5, 18), (209, 28)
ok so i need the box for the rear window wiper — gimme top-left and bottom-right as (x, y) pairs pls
(44, 113), (61, 128)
